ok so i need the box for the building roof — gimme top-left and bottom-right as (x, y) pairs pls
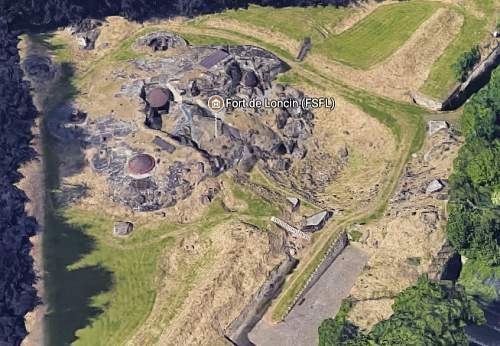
(304, 210), (331, 227)
(199, 49), (229, 69)
(146, 88), (173, 108)
(127, 154), (155, 176)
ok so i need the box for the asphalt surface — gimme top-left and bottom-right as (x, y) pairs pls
(249, 245), (368, 346)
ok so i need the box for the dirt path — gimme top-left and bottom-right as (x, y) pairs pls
(248, 246), (368, 346)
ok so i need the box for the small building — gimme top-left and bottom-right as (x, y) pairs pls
(302, 210), (333, 232)
(199, 49), (230, 70)
(127, 153), (156, 179)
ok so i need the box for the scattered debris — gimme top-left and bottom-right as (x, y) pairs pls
(427, 120), (449, 136)
(153, 136), (176, 153)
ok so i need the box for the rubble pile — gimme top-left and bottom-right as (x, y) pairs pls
(134, 31), (187, 51)
(71, 38), (322, 211)
(69, 18), (103, 50)
(0, 19), (39, 345)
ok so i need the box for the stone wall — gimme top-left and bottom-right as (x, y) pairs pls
(442, 43), (500, 111)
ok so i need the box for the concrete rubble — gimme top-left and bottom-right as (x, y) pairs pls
(113, 221), (134, 236)
(69, 19), (103, 50)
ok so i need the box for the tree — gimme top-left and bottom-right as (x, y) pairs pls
(319, 277), (485, 346)
(452, 45), (481, 82)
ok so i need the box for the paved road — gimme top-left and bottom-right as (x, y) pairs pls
(249, 245), (368, 346)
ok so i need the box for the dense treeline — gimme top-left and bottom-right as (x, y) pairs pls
(2, 0), (361, 30)
(447, 67), (500, 265)
(0, 18), (40, 345)
(318, 276), (485, 346)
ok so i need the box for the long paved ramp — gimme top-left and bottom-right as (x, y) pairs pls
(249, 245), (368, 346)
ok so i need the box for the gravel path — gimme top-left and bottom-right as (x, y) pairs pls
(249, 245), (368, 346)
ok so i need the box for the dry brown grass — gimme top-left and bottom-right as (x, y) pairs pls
(128, 221), (284, 346)
(347, 129), (462, 330)
(307, 8), (464, 101)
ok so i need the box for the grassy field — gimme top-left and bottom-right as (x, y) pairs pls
(205, 2), (439, 69)
(60, 210), (174, 346)
(315, 1), (439, 69)
(420, 0), (498, 98)
(203, 4), (354, 42)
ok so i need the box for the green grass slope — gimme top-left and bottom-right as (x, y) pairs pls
(315, 1), (439, 69)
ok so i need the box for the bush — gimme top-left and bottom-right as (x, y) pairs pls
(452, 45), (481, 82)
(447, 67), (500, 265)
(319, 276), (485, 346)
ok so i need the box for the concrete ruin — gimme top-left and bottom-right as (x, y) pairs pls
(302, 210), (333, 232)
(296, 37), (312, 62)
(69, 19), (103, 50)
(427, 120), (449, 136)
(113, 221), (134, 236)
(134, 31), (187, 51)
(21, 55), (56, 83)
(49, 33), (322, 212)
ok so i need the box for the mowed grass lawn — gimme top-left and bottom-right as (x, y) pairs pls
(420, 0), (498, 99)
(315, 1), (440, 69)
(206, 4), (354, 42)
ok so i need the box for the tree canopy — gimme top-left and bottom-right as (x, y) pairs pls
(447, 66), (500, 265)
(318, 277), (485, 346)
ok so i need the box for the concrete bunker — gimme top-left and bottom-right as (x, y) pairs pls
(127, 153), (156, 179)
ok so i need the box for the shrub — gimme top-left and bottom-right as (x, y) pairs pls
(452, 45), (481, 82)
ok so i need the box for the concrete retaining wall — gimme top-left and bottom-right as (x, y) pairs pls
(225, 256), (299, 346)
(442, 43), (500, 111)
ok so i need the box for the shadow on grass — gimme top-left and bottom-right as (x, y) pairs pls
(33, 32), (113, 346)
